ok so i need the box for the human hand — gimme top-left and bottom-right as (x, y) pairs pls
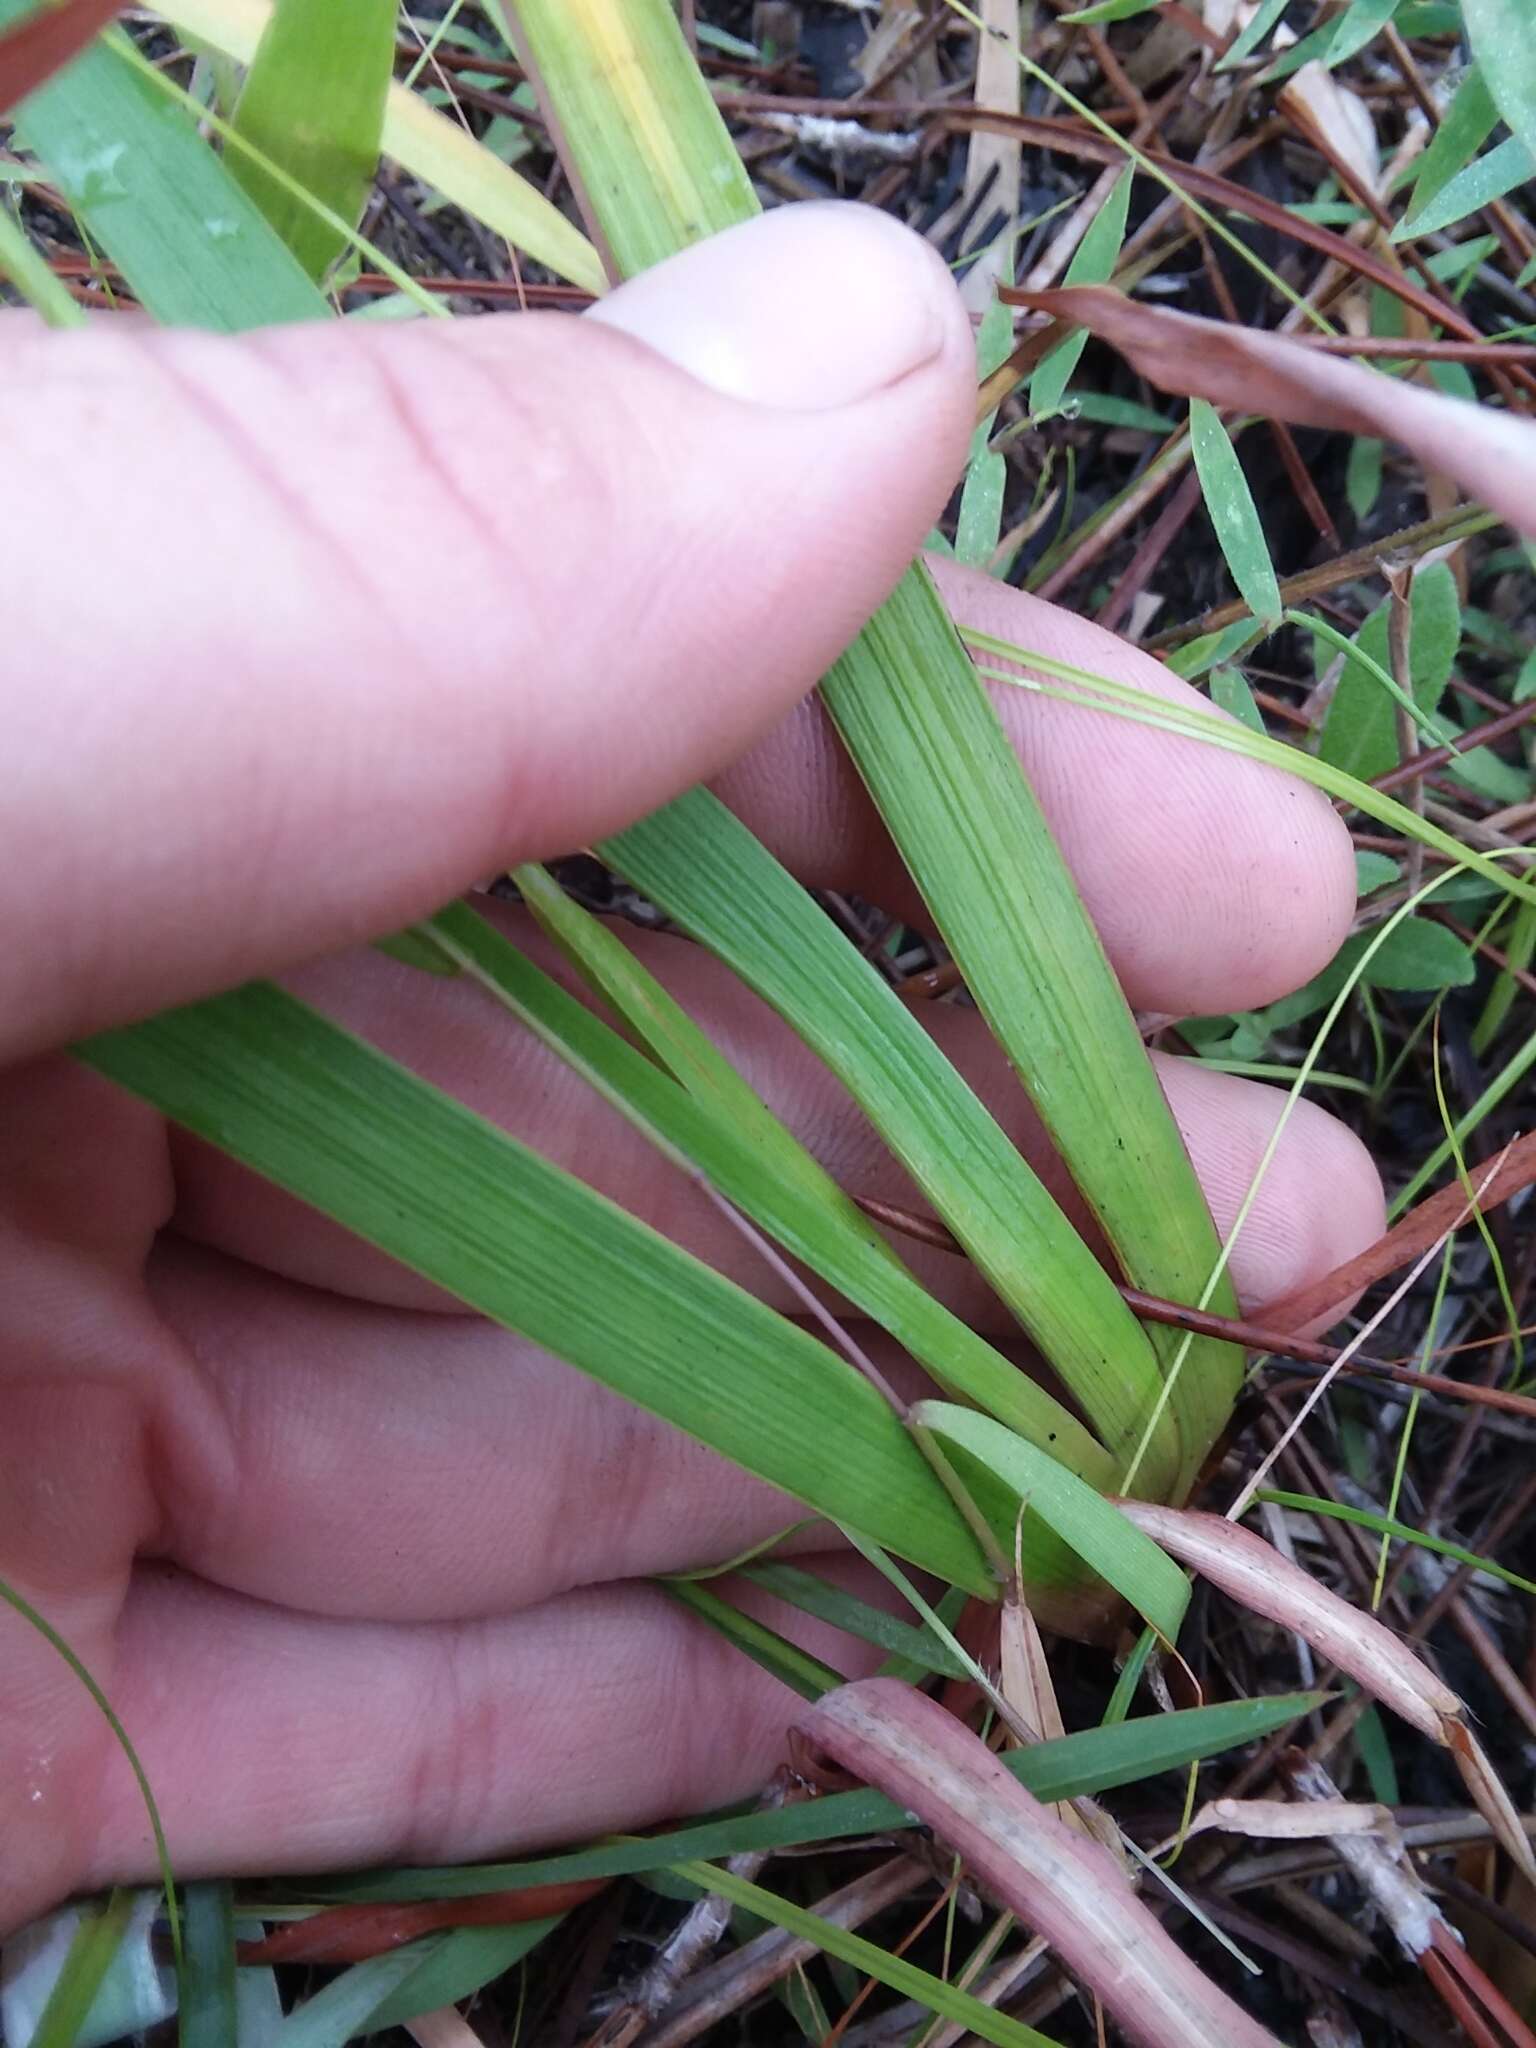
(0, 204), (1384, 1932)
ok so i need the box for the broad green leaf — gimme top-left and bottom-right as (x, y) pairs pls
(228, 0), (396, 279)
(1208, 665), (1264, 732)
(665, 1580), (845, 1701)
(159, 0), (606, 291)
(79, 985), (995, 1594)
(1164, 615), (1264, 680)
(1256, 1491), (1536, 1598)
(1260, 916), (1475, 1032)
(178, 1884), (236, 2048)
(1355, 850), (1401, 895)
(1325, 0), (1403, 66)
(911, 1401), (1192, 1644)
(1189, 401), (1282, 626)
(436, 891), (1113, 1483)
(1463, 0), (1536, 180)
(1317, 561), (1461, 781)
(514, 0), (1243, 1501)
(302, 1691), (1326, 1900)
(602, 791), (1180, 1495)
(1345, 435), (1384, 522)
(1396, 133), (1535, 242)
(1, 9), (327, 328)
(1030, 166), (1133, 422)
(669, 1862), (1059, 2048)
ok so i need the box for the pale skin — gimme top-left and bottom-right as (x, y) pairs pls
(0, 205), (1385, 1933)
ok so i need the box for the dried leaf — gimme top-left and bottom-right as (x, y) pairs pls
(1119, 1504), (1536, 1882)
(1116, 1503), (1459, 1739)
(1005, 287), (1536, 540)
(1183, 1796), (1393, 1842)
(801, 1680), (1283, 2048)
(1279, 61), (1381, 196)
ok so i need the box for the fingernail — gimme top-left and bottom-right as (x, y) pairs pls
(587, 203), (959, 410)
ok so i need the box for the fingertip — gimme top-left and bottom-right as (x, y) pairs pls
(930, 563), (1359, 1014)
(1158, 1056), (1387, 1314)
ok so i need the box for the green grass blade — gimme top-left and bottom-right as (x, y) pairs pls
(451, 888), (1112, 1481)
(1029, 165), (1132, 419)
(1214, 0), (1289, 69)
(956, 288), (1012, 566)
(0, 195), (86, 323)
(514, 0), (1243, 1499)
(2, 9), (329, 326)
(911, 1401), (1191, 1643)
(1463, 0), (1536, 177)
(30, 1892), (137, 2048)
(664, 1579), (845, 1701)
(668, 1862), (1061, 2048)
(363, 1923), (558, 2033)
(738, 1561), (972, 1678)
(300, 1690), (1326, 1900)
(1188, 402), (1282, 627)
(1256, 1490), (1536, 1598)
(159, 0), (605, 292)
(79, 985), (993, 1593)
(1396, 133), (1536, 242)
(228, 0), (396, 279)
(1403, 65), (1500, 221)
(273, 1943), (430, 2048)
(178, 1883), (237, 2048)
(601, 792), (1177, 1493)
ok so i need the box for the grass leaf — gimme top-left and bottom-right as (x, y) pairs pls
(1188, 400), (1282, 627)
(433, 892), (1113, 1483)
(297, 1691), (1328, 1900)
(602, 792), (1181, 1495)
(912, 1402), (1192, 1642)
(178, 1884), (237, 2048)
(228, 0), (396, 279)
(1256, 1490), (1536, 1598)
(1463, 0), (1536, 176)
(664, 1579), (846, 1701)
(516, 0), (1244, 1505)
(30, 1892), (137, 2048)
(159, 0), (606, 290)
(1029, 165), (1132, 419)
(79, 984), (994, 1593)
(1, 6), (328, 327)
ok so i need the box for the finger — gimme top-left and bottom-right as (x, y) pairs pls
(146, 1236), (943, 1618)
(8, 1562), (877, 1931)
(712, 562), (1356, 1013)
(170, 909), (1385, 1325)
(1, 204), (973, 1062)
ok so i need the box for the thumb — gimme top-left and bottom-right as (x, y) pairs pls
(1, 203), (972, 1062)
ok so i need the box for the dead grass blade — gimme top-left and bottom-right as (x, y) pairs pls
(801, 1679), (1283, 2048)
(1116, 1503), (1536, 1883)
(1004, 285), (1536, 539)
